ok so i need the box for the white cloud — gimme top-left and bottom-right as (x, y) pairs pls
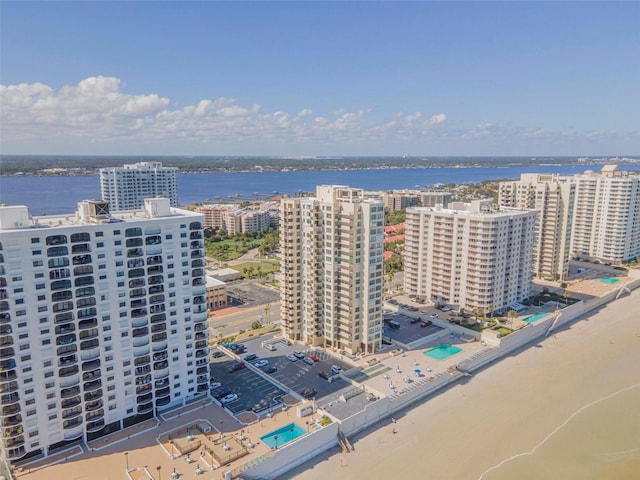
(1, 76), (636, 155)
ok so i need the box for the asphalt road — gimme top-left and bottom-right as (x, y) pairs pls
(208, 302), (282, 338)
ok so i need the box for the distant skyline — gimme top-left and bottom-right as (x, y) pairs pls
(1, 1), (639, 156)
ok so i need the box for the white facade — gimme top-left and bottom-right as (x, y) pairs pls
(500, 165), (640, 265)
(570, 166), (640, 263)
(100, 162), (178, 211)
(499, 174), (576, 280)
(404, 200), (537, 313)
(280, 186), (385, 355)
(0, 199), (208, 462)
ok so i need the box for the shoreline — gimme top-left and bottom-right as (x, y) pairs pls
(287, 287), (640, 480)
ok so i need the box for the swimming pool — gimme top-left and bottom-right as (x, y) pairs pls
(423, 343), (462, 361)
(599, 277), (620, 285)
(260, 422), (306, 449)
(523, 312), (550, 324)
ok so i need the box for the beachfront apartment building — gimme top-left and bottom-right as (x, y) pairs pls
(499, 174), (576, 280)
(0, 199), (208, 463)
(404, 200), (537, 314)
(500, 165), (640, 266)
(280, 185), (385, 355)
(100, 162), (178, 211)
(570, 165), (640, 263)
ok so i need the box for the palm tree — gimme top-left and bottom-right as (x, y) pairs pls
(508, 310), (517, 329)
(487, 304), (494, 318)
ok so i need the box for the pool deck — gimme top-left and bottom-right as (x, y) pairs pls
(11, 397), (325, 480)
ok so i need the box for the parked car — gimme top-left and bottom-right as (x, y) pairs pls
(308, 355), (320, 362)
(286, 354), (298, 362)
(213, 387), (232, 399)
(220, 393), (238, 404)
(211, 351), (224, 359)
(293, 351), (305, 359)
(264, 344), (277, 351)
(301, 387), (317, 399)
(302, 357), (314, 366)
(410, 318), (420, 324)
(253, 360), (269, 368)
(420, 320), (432, 328)
(227, 361), (245, 373)
(243, 353), (258, 362)
(331, 365), (343, 374)
(430, 313), (439, 318)
(209, 382), (222, 390)
(264, 365), (277, 374)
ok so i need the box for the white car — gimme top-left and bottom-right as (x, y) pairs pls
(331, 365), (343, 374)
(286, 354), (298, 362)
(254, 360), (269, 368)
(209, 382), (222, 390)
(220, 393), (238, 404)
(430, 313), (438, 318)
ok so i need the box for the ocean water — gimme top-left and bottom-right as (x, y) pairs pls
(1, 163), (637, 215)
(483, 385), (640, 480)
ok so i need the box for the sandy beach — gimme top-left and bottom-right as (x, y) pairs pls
(289, 287), (640, 480)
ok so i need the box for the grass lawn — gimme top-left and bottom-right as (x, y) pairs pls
(233, 261), (280, 276)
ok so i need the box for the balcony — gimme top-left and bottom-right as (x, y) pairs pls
(148, 275), (164, 285)
(61, 396), (82, 409)
(147, 266), (163, 275)
(83, 369), (101, 382)
(86, 418), (105, 433)
(80, 339), (100, 351)
(151, 324), (166, 334)
(137, 392), (153, 404)
(82, 359), (101, 372)
(149, 294), (165, 305)
(153, 351), (167, 362)
(153, 361), (168, 371)
(72, 254), (91, 265)
(85, 400), (103, 412)
(84, 389), (102, 402)
(137, 402), (154, 414)
(134, 355), (150, 367)
(3, 425), (24, 440)
(59, 366), (79, 378)
(62, 407), (82, 420)
(156, 386), (171, 399)
(135, 365), (151, 376)
(133, 327), (149, 338)
(61, 385), (81, 399)
(136, 383), (152, 395)
(135, 374), (151, 386)
(5, 437), (25, 453)
(83, 379), (102, 392)
(156, 395), (171, 407)
(79, 328), (99, 341)
(0, 313), (10, 324)
(1, 404), (21, 417)
(133, 345), (150, 358)
(149, 285), (164, 294)
(147, 255), (163, 266)
(130, 298), (147, 309)
(1, 392), (19, 405)
(131, 308), (148, 318)
(154, 377), (169, 388)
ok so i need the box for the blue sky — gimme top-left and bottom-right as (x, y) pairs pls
(1, 1), (639, 156)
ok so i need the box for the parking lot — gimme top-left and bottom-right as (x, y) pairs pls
(226, 280), (280, 308)
(382, 311), (444, 345)
(231, 335), (353, 401)
(209, 350), (287, 415)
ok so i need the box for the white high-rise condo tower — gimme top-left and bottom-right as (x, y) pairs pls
(404, 200), (537, 314)
(0, 198), (208, 463)
(100, 162), (178, 211)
